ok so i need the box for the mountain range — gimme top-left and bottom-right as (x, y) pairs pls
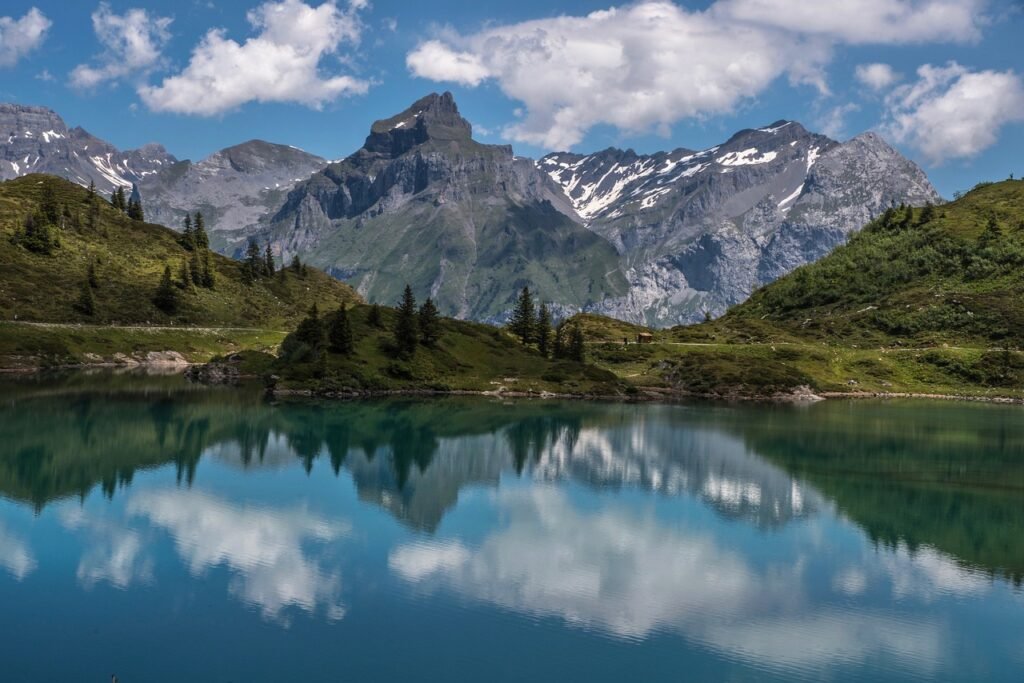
(0, 94), (939, 325)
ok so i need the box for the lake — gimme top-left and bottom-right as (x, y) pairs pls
(1, 373), (1022, 682)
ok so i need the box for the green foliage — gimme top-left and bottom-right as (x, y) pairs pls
(110, 187), (127, 213)
(243, 239), (264, 283)
(536, 303), (552, 357)
(39, 181), (60, 225)
(181, 213), (194, 250)
(978, 214), (1002, 246)
(710, 180), (1024, 347)
(193, 212), (209, 250)
(290, 254), (306, 277)
(272, 303), (627, 396)
(178, 257), (192, 289)
(367, 303), (382, 328)
(264, 244), (276, 276)
(328, 305), (354, 355)
(568, 323), (586, 362)
(12, 213), (58, 255)
(418, 297), (441, 347)
(126, 195), (144, 221)
(74, 279), (95, 317)
(508, 286), (535, 345)
(153, 264), (179, 315)
(394, 285), (419, 358)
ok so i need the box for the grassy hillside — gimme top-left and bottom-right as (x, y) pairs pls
(267, 303), (628, 396)
(1, 175), (360, 325)
(586, 180), (1024, 398)
(685, 180), (1024, 347)
(0, 174), (360, 366)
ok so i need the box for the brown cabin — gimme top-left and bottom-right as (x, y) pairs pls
(636, 333), (654, 344)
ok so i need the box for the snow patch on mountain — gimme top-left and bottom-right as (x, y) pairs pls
(716, 148), (778, 166)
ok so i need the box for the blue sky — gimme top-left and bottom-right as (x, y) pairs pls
(1, 0), (1022, 197)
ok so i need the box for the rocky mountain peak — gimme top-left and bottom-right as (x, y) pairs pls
(206, 139), (324, 174)
(362, 91), (473, 158)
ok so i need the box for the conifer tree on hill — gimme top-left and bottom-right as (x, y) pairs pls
(368, 302), (383, 328)
(74, 279), (95, 317)
(264, 244), (276, 276)
(508, 286), (536, 345)
(182, 213), (194, 250)
(193, 212), (209, 250)
(394, 285), (419, 358)
(418, 297), (441, 347)
(328, 305), (354, 355)
(569, 323), (586, 363)
(243, 239), (263, 283)
(293, 303), (326, 351)
(200, 251), (215, 289)
(153, 264), (179, 314)
(536, 303), (552, 358)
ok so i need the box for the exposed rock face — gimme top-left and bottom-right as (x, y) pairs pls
(256, 92), (626, 320)
(136, 140), (326, 249)
(0, 103), (325, 244)
(0, 103), (175, 191)
(540, 122), (940, 325)
(2, 99), (941, 327)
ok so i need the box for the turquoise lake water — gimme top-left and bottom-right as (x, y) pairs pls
(1, 373), (1022, 681)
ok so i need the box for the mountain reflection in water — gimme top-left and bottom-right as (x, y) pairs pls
(0, 374), (1022, 683)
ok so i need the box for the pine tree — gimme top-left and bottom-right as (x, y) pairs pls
(897, 205), (913, 230)
(293, 303), (326, 351)
(328, 305), (354, 355)
(86, 259), (98, 289)
(190, 250), (202, 286)
(569, 324), (586, 362)
(553, 320), (568, 359)
(87, 201), (99, 232)
(418, 297), (441, 347)
(535, 303), (552, 357)
(508, 286), (536, 345)
(264, 244), (276, 276)
(244, 239), (263, 282)
(291, 254), (303, 275)
(74, 279), (95, 316)
(153, 264), (179, 314)
(86, 180), (96, 202)
(17, 212), (57, 255)
(181, 214), (194, 250)
(110, 187), (128, 213)
(368, 303), (383, 328)
(179, 257), (193, 289)
(979, 215), (1003, 246)
(917, 202), (936, 225)
(127, 196), (144, 221)
(193, 212), (209, 250)
(40, 181), (60, 225)
(394, 285), (419, 358)
(201, 251), (215, 289)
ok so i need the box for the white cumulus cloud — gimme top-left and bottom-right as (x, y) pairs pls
(130, 488), (349, 623)
(855, 63), (902, 91)
(406, 0), (989, 150)
(0, 521), (36, 580)
(70, 3), (173, 89)
(139, 0), (369, 116)
(0, 7), (51, 68)
(883, 62), (1024, 163)
(715, 0), (985, 44)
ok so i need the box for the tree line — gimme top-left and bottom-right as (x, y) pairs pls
(507, 286), (586, 362)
